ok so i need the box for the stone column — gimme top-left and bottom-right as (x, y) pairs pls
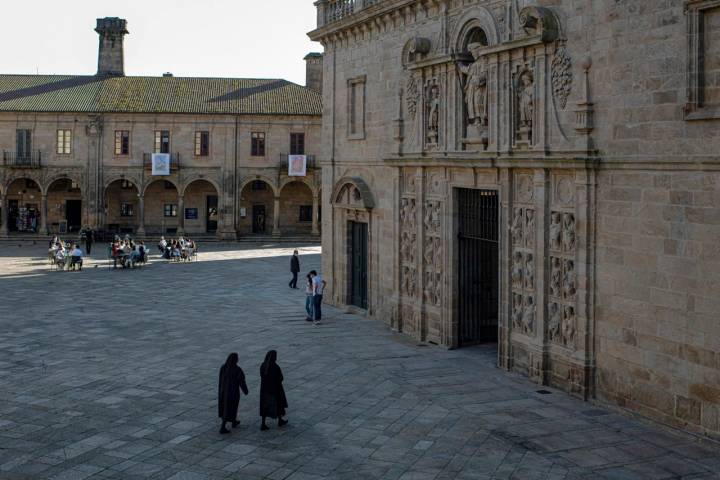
(177, 195), (185, 235)
(312, 194), (320, 235)
(0, 195), (8, 237)
(272, 196), (281, 236)
(40, 194), (48, 235)
(136, 195), (146, 237)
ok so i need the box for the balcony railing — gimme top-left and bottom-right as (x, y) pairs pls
(143, 153), (181, 173)
(319, 0), (381, 27)
(3, 151), (42, 168)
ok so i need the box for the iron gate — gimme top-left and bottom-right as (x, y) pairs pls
(458, 189), (499, 345)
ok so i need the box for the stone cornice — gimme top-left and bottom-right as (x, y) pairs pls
(309, 0), (437, 45)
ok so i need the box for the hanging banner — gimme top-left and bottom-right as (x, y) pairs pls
(288, 155), (307, 177)
(151, 153), (171, 176)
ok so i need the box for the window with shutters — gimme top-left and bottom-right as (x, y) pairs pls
(195, 131), (209, 156)
(57, 130), (72, 155)
(115, 131), (130, 155)
(154, 130), (170, 153)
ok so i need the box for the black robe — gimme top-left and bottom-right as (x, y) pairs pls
(259, 363), (288, 419)
(218, 364), (249, 422)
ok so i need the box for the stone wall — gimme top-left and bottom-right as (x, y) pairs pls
(310, 0), (720, 438)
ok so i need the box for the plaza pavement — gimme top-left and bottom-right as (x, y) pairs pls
(0, 242), (718, 480)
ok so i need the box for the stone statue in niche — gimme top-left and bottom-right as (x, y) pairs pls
(550, 212), (562, 252)
(548, 302), (561, 342)
(563, 259), (576, 300)
(458, 43), (488, 145)
(525, 209), (535, 248)
(563, 213), (576, 253)
(426, 83), (440, 145)
(517, 69), (534, 143)
(511, 208), (524, 246)
(562, 305), (576, 346)
(525, 253), (535, 290)
(511, 251), (524, 289)
(522, 295), (535, 334)
(550, 257), (562, 298)
(512, 293), (523, 329)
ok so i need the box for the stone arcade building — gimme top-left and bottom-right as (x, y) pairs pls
(310, 0), (720, 438)
(0, 18), (323, 240)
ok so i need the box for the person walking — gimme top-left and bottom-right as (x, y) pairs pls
(259, 350), (288, 431)
(310, 270), (327, 324)
(289, 250), (300, 289)
(84, 229), (94, 255)
(218, 353), (249, 434)
(304, 273), (314, 322)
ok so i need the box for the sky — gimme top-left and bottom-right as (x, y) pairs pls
(0, 0), (322, 85)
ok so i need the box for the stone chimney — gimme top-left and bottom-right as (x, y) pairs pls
(95, 17), (129, 76)
(304, 52), (323, 93)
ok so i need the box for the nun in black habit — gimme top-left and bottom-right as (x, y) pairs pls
(259, 350), (289, 430)
(218, 353), (249, 434)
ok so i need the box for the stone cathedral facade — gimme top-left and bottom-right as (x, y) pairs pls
(310, 0), (720, 438)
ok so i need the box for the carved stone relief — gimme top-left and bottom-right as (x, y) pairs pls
(423, 200), (443, 308)
(511, 207), (524, 245)
(400, 197), (418, 299)
(426, 80), (440, 146)
(563, 213), (576, 253)
(548, 206), (577, 348)
(525, 209), (535, 248)
(510, 189), (536, 337)
(551, 43), (572, 109)
(406, 75), (419, 120)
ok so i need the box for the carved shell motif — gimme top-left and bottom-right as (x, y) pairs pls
(551, 43), (572, 109)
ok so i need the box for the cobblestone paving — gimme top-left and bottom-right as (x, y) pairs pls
(0, 242), (718, 480)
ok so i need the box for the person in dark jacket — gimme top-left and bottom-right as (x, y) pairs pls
(259, 350), (288, 430)
(84, 229), (94, 255)
(289, 250), (300, 289)
(218, 353), (249, 434)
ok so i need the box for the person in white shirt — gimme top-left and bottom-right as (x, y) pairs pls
(310, 270), (326, 323)
(70, 245), (83, 271)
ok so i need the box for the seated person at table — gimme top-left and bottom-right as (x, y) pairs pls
(55, 245), (66, 265)
(171, 240), (181, 259)
(70, 244), (84, 270)
(158, 236), (167, 254)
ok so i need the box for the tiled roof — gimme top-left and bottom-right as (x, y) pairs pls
(0, 75), (322, 116)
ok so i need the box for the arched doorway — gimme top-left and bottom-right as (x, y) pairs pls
(104, 179), (140, 235)
(46, 178), (83, 233)
(5, 178), (42, 233)
(143, 179), (180, 235)
(279, 181), (316, 235)
(239, 179), (276, 235)
(183, 179), (221, 235)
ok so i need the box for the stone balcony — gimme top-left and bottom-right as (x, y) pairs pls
(314, 0), (382, 28)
